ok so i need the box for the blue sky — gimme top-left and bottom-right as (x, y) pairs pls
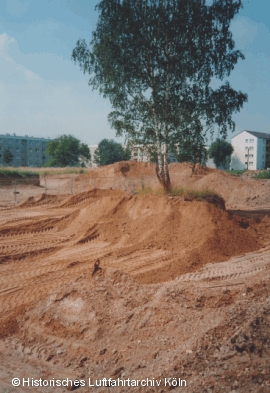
(0, 0), (269, 145)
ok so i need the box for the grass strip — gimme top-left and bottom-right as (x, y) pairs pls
(252, 170), (270, 179)
(0, 169), (39, 178)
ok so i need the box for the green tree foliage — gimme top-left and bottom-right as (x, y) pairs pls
(208, 138), (234, 169)
(94, 139), (131, 166)
(72, 0), (247, 191)
(3, 149), (13, 165)
(173, 131), (207, 165)
(47, 135), (91, 167)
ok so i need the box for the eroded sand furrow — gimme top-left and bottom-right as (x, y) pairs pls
(177, 253), (270, 282)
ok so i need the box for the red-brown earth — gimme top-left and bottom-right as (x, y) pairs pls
(0, 162), (270, 392)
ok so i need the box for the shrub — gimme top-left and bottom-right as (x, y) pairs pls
(253, 170), (270, 179)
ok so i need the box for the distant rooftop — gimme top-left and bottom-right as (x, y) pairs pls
(232, 130), (270, 140)
(245, 131), (270, 140)
(0, 134), (51, 140)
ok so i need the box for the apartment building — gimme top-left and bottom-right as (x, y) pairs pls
(0, 134), (51, 167)
(88, 144), (98, 167)
(130, 145), (177, 163)
(130, 145), (149, 162)
(231, 130), (270, 170)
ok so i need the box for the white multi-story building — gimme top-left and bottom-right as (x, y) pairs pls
(130, 145), (150, 162)
(231, 130), (270, 170)
(130, 144), (177, 163)
(88, 144), (98, 167)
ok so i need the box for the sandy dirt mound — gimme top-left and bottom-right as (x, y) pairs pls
(1, 188), (270, 392)
(0, 189), (260, 283)
(83, 161), (156, 179)
(1, 161), (270, 210)
(18, 193), (71, 208)
(169, 161), (216, 176)
(72, 161), (270, 209)
(90, 193), (259, 283)
(73, 162), (159, 192)
(169, 162), (270, 209)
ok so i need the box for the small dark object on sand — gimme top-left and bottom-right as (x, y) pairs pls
(92, 258), (102, 277)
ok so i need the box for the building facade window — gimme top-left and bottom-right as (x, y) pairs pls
(249, 139), (254, 143)
(245, 139), (248, 142)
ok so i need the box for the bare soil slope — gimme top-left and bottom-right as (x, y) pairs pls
(0, 181), (270, 391)
(2, 161), (270, 210)
(74, 161), (270, 209)
(169, 162), (270, 209)
(0, 189), (261, 284)
(84, 161), (157, 179)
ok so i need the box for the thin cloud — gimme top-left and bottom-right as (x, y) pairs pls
(0, 32), (15, 59)
(0, 32), (41, 81)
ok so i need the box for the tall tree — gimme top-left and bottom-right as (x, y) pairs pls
(3, 149), (13, 165)
(94, 139), (131, 166)
(72, 0), (247, 191)
(208, 138), (234, 169)
(47, 135), (91, 167)
(172, 131), (207, 165)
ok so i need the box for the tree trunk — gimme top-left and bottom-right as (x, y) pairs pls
(155, 143), (171, 192)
